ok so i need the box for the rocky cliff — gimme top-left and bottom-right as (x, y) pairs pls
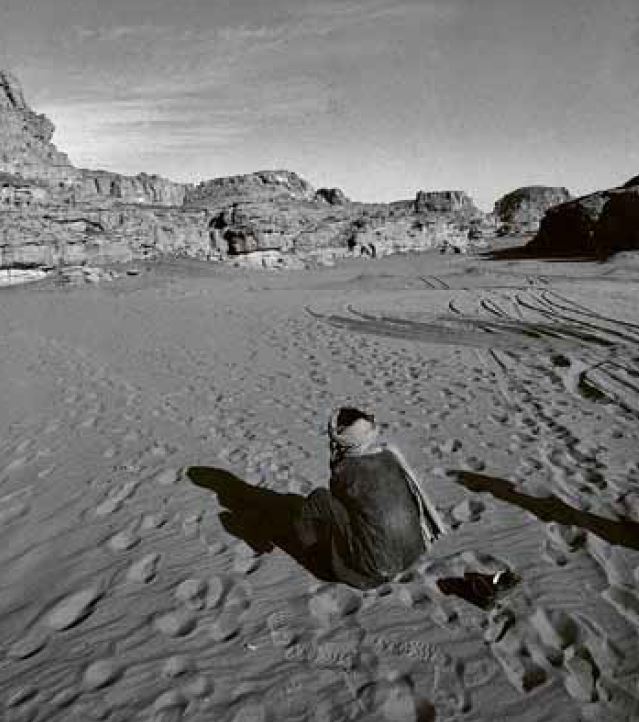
(0, 70), (76, 181)
(1, 69), (492, 272)
(493, 186), (572, 234)
(0, 69), (186, 205)
(526, 175), (639, 259)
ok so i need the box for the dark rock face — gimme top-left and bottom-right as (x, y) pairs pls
(593, 190), (639, 256)
(315, 187), (349, 205)
(623, 174), (639, 189)
(526, 181), (639, 259)
(494, 186), (572, 233)
(528, 192), (610, 257)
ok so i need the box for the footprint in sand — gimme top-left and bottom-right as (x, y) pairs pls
(162, 655), (192, 679)
(107, 528), (141, 552)
(308, 585), (362, 626)
(209, 610), (242, 643)
(83, 659), (122, 690)
(45, 585), (103, 631)
(127, 552), (161, 583)
(155, 609), (197, 638)
(542, 522), (586, 566)
(155, 467), (182, 486)
(182, 511), (202, 540)
(205, 578), (254, 643)
(8, 625), (50, 660)
(206, 575), (226, 609)
(0, 490), (31, 527)
(152, 690), (187, 722)
(95, 478), (140, 516)
(267, 609), (302, 648)
(141, 510), (168, 531)
(174, 578), (208, 611)
(450, 497), (485, 525)
(360, 676), (436, 722)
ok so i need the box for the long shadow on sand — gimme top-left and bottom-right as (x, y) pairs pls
(482, 245), (602, 262)
(450, 470), (639, 551)
(186, 466), (335, 581)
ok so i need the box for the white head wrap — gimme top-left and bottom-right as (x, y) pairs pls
(328, 406), (447, 546)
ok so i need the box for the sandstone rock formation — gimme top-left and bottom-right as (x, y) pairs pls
(74, 170), (186, 206)
(415, 190), (477, 214)
(315, 187), (349, 205)
(184, 170), (315, 208)
(1, 69), (492, 272)
(494, 186), (572, 234)
(593, 189), (639, 256)
(0, 70), (75, 181)
(526, 179), (639, 259)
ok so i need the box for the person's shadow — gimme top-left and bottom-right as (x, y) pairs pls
(186, 466), (335, 581)
(449, 470), (639, 551)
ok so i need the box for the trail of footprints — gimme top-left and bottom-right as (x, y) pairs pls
(4, 283), (639, 721)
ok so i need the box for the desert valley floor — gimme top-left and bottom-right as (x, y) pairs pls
(1, 247), (639, 722)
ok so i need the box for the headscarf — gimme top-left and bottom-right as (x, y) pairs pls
(328, 407), (447, 546)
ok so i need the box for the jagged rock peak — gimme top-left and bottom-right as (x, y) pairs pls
(315, 187), (350, 205)
(0, 69), (75, 180)
(0, 70), (27, 109)
(184, 170), (316, 208)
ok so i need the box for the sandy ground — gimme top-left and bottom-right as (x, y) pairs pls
(1, 246), (639, 722)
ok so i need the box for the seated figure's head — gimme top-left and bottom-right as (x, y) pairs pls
(328, 406), (378, 463)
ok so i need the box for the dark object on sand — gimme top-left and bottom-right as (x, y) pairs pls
(437, 570), (520, 610)
(294, 407), (446, 589)
(187, 407), (446, 590)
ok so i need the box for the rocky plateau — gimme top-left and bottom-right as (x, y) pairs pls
(1, 68), (636, 273)
(0, 70), (495, 271)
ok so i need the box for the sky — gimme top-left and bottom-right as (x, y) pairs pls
(0, 0), (637, 209)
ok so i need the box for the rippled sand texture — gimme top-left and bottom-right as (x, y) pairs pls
(1, 250), (639, 721)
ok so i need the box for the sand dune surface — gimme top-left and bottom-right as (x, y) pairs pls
(1, 249), (639, 721)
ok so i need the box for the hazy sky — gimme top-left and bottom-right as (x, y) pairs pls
(1, 0), (637, 208)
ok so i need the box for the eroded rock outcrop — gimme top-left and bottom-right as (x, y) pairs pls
(74, 170), (186, 206)
(315, 187), (349, 205)
(593, 189), (639, 256)
(415, 190), (478, 215)
(494, 186), (572, 234)
(1, 206), (212, 268)
(526, 179), (639, 259)
(184, 170), (316, 208)
(0, 70), (76, 181)
(1, 69), (492, 271)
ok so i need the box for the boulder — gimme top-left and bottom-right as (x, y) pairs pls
(526, 182), (639, 259)
(593, 189), (639, 257)
(494, 186), (572, 233)
(527, 191), (611, 257)
(315, 187), (349, 205)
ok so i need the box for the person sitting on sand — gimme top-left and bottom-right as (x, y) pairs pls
(294, 406), (447, 589)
